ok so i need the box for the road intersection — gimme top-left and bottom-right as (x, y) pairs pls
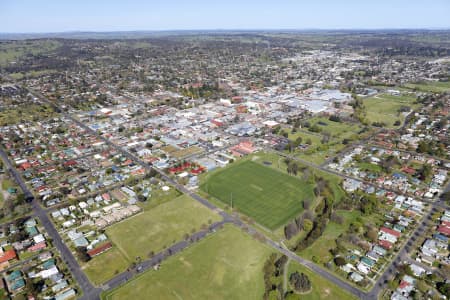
(0, 77), (448, 300)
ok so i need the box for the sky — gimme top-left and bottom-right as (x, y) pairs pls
(1, 0), (450, 33)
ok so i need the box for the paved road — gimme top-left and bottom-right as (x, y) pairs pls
(17, 82), (450, 300)
(0, 146), (101, 300)
(103, 220), (228, 291)
(5, 85), (398, 299)
(366, 205), (437, 299)
(25, 89), (369, 299)
(267, 238), (368, 299)
(273, 148), (450, 211)
(320, 128), (382, 167)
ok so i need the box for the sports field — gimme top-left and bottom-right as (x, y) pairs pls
(106, 194), (220, 260)
(201, 160), (314, 229)
(363, 93), (419, 127)
(84, 195), (220, 284)
(101, 225), (272, 300)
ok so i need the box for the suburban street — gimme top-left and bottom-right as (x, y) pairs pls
(0, 77), (447, 300)
(0, 143), (102, 300)
(102, 219), (229, 291)
(26, 86), (370, 299)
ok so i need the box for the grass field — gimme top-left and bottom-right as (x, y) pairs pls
(0, 40), (61, 66)
(287, 260), (359, 300)
(288, 131), (330, 164)
(171, 146), (204, 159)
(9, 69), (57, 80)
(245, 152), (345, 204)
(0, 103), (57, 126)
(137, 186), (181, 211)
(101, 225), (272, 300)
(242, 152), (345, 203)
(201, 160), (314, 230)
(308, 117), (362, 140)
(84, 195), (220, 285)
(1, 178), (15, 190)
(288, 130), (322, 147)
(107, 194), (220, 260)
(289, 118), (365, 164)
(404, 81), (450, 93)
(356, 162), (383, 173)
(83, 247), (129, 285)
(363, 93), (419, 127)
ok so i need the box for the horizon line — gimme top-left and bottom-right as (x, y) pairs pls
(2, 27), (450, 35)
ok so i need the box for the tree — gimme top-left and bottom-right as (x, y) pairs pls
(416, 141), (430, 153)
(442, 191), (450, 204)
(360, 195), (378, 215)
(418, 164), (432, 181)
(437, 282), (450, 298)
(286, 141), (295, 153)
(302, 168), (311, 182)
(302, 199), (311, 210)
(75, 247), (91, 262)
(330, 212), (344, 224)
(309, 124), (321, 133)
(289, 162), (299, 175)
(329, 115), (341, 122)
(263, 253), (278, 298)
(10, 230), (28, 243)
(302, 219), (313, 233)
(365, 227), (379, 243)
(3, 198), (14, 216)
(284, 222), (299, 240)
(334, 256), (346, 266)
(289, 271), (311, 293)
(294, 137), (303, 147)
(59, 186), (70, 195)
(321, 132), (331, 144)
(303, 210), (314, 220)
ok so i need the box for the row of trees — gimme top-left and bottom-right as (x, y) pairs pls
(289, 271), (311, 293)
(284, 209), (313, 240)
(291, 178), (334, 253)
(263, 254), (291, 300)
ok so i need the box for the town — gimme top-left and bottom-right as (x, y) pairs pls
(0, 28), (449, 300)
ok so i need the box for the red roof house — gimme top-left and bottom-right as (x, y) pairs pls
(102, 193), (111, 201)
(20, 162), (32, 171)
(0, 249), (17, 264)
(441, 221), (450, 228)
(211, 119), (223, 127)
(378, 240), (393, 250)
(380, 227), (401, 238)
(87, 242), (112, 257)
(64, 160), (77, 167)
(230, 141), (256, 157)
(28, 242), (46, 252)
(437, 225), (450, 236)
